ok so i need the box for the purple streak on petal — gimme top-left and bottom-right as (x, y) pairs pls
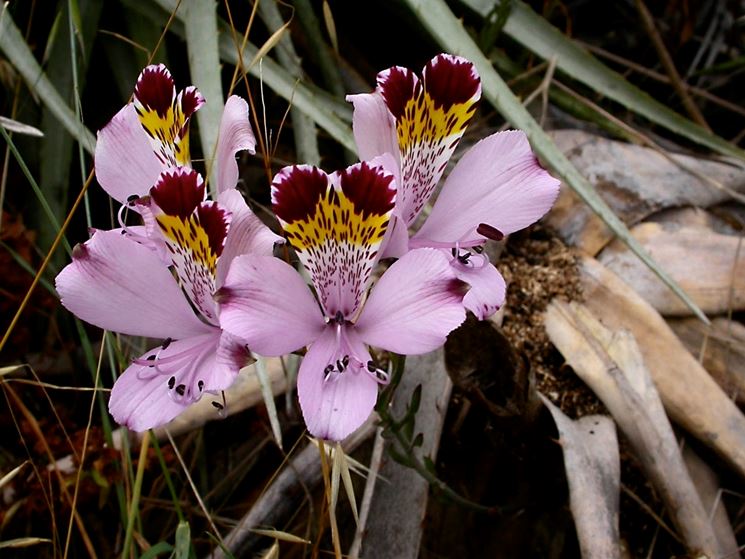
(55, 229), (211, 339)
(218, 254), (325, 355)
(414, 131), (560, 245)
(216, 96), (257, 194)
(452, 256), (506, 320)
(109, 331), (226, 431)
(215, 189), (283, 288)
(355, 248), (466, 354)
(95, 103), (164, 204)
(347, 92), (400, 164)
(297, 326), (378, 441)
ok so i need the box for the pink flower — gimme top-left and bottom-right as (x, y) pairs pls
(95, 64), (256, 205)
(347, 54), (561, 319)
(218, 162), (466, 441)
(56, 66), (280, 431)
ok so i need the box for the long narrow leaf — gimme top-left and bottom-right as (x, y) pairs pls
(403, 0), (710, 324)
(147, 0), (355, 151)
(463, 0), (745, 162)
(0, 6), (96, 153)
(182, 0), (223, 193)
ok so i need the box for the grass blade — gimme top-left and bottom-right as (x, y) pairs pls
(403, 0), (710, 324)
(255, 356), (283, 450)
(0, 5), (96, 153)
(181, 0), (223, 194)
(145, 0), (355, 151)
(462, 0), (745, 161)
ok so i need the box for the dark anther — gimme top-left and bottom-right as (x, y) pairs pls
(175, 384), (186, 396)
(127, 194), (139, 205)
(342, 355), (350, 368)
(457, 251), (471, 264)
(334, 310), (345, 324)
(212, 401), (224, 410)
(198, 380), (204, 391)
(146, 354), (157, 366)
(324, 364), (334, 375)
(168, 376), (176, 389)
(451, 247), (458, 258)
(162, 337), (173, 350)
(336, 359), (345, 372)
(367, 360), (376, 373)
(472, 245), (484, 254)
(476, 223), (504, 241)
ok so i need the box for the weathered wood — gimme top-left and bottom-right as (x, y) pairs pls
(358, 349), (452, 559)
(598, 222), (745, 316)
(545, 300), (720, 557)
(668, 317), (745, 403)
(546, 130), (745, 254)
(579, 255), (745, 480)
(541, 396), (621, 559)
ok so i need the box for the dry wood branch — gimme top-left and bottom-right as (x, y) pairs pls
(545, 300), (720, 557)
(541, 396), (621, 559)
(578, 255), (745, 480)
(599, 222), (745, 316)
(356, 349), (452, 559)
(545, 130), (745, 255)
(209, 418), (376, 559)
(668, 317), (745, 403)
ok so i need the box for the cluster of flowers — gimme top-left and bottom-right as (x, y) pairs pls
(56, 54), (560, 441)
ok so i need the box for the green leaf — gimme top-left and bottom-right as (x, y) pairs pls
(255, 357), (283, 450)
(146, 0), (355, 152)
(172, 521), (191, 559)
(402, 0), (710, 324)
(0, 5), (96, 153)
(139, 542), (174, 559)
(462, 0), (745, 161)
(181, 0), (223, 195)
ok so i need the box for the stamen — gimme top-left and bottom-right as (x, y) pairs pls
(476, 223), (504, 241)
(162, 337), (173, 350)
(365, 360), (391, 385)
(168, 376), (176, 389)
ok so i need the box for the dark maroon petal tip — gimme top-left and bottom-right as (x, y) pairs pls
(340, 162), (396, 218)
(197, 202), (231, 257)
(423, 54), (481, 111)
(134, 64), (175, 118)
(150, 168), (205, 218)
(272, 165), (329, 223)
(378, 66), (420, 120)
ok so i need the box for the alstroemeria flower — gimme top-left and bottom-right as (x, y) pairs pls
(347, 54), (561, 320)
(56, 166), (282, 431)
(95, 64), (256, 205)
(218, 163), (466, 441)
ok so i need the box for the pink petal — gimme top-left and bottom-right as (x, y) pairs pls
(109, 330), (242, 432)
(215, 95), (257, 194)
(414, 131), (560, 245)
(347, 91), (399, 164)
(149, 168), (228, 324)
(55, 229), (211, 339)
(453, 257), (506, 320)
(94, 103), (164, 204)
(218, 255), (325, 356)
(215, 189), (283, 288)
(134, 65), (203, 167)
(355, 248), (466, 354)
(271, 163), (396, 319)
(297, 327), (378, 441)
(379, 212), (410, 259)
(377, 55), (481, 226)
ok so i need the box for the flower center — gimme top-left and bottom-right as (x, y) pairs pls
(131, 333), (218, 405)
